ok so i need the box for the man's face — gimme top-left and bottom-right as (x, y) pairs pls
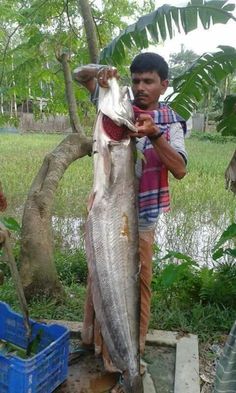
(131, 71), (168, 110)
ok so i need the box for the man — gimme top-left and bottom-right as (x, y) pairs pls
(74, 52), (187, 391)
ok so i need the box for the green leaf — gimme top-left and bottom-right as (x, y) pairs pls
(212, 247), (224, 260)
(217, 114), (236, 136)
(100, 2), (236, 64)
(147, 23), (159, 41)
(170, 47), (236, 119)
(212, 223), (236, 252)
(157, 13), (167, 41)
(216, 95), (236, 136)
(224, 248), (236, 258)
(159, 264), (179, 288)
(171, 8), (181, 32)
(165, 10), (173, 38)
(0, 217), (21, 232)
(161, 250), (197, 266)
(212, 247), (236, 260)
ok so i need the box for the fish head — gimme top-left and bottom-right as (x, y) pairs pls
(118, 86), (136, 132)
(100, 79), (137, 134)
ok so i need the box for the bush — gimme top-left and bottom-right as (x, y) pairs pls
(152, 224), (236, 309)
(54, 248), (88, 285)
(200, 262), (236, 307)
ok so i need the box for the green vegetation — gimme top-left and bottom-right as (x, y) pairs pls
(0, 131), (236, 342)
(0, 134), (93, 219)
(1, 132), (235, 221)
(150, 225), (236, 341)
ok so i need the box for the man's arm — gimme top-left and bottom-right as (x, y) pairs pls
(73, 64), (119, 94)
(132, 114), (186, 180)
(150, 136), (186, 179)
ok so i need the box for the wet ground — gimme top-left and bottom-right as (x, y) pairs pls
(55, 342), (176, 393)
(144, 345), (175, 393)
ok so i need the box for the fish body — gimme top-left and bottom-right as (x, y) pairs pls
(86, 78), (143, 392)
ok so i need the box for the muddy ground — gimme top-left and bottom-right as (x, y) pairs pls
(55, 337), (227, 393)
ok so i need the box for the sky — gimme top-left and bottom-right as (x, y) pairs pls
(147, 0), (236, 60)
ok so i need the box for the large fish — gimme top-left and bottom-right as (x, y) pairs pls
(85, 78), (143, 392)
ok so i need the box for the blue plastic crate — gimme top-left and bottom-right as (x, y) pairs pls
(0, 302), (69, 393)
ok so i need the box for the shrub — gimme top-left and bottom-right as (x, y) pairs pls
(54, 248), (88, 285)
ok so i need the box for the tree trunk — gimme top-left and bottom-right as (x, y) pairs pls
(78, 0), (99, 63)
(19, 53), (92, 300)
(58, 52), (84, 133)
(19, 0), (98, 299)
(20, 134), (92, 300)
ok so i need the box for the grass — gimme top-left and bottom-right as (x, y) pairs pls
(150, 298), (235, 342)
(0, 133), (93, 219)
(0, 279), (86, 322)
(1, 275), (234, 343)
(1, 132), (235, 222)
(171, 133), (235, 218)
(0, 130), (236, 342)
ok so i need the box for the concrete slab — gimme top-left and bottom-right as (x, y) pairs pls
(143, 368), (156, 393)
(41, 319), (200, 393)
(174, 335), (200, 393)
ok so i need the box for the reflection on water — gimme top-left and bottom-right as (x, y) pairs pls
(52, 216), (85, 250)
(155, 212), (233, 266)
(52, 212), (234, 266)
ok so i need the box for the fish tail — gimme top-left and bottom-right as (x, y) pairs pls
(123, 373), (143, 393)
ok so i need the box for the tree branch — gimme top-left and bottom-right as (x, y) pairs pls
(78, 0), (99, 63)
(65, 0), (82, 40)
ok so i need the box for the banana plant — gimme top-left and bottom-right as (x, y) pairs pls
(100, 1), (236, 124)
(216, 93), (236, 136)
(170, 46), (236, 119)
(100, 0), (236, 65)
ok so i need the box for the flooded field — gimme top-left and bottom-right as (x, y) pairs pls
(52, 210), (234, 266)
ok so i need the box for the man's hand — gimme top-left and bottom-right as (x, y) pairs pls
(129, 114), (162, 139)
(73, 64), (119, 93)
(97, 66), (119, 88)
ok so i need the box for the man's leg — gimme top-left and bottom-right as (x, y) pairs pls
(81, 274), (95, 346)
(139, 229), (155, 354)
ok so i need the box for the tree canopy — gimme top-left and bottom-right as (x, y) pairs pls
(0, 0), (152, 117)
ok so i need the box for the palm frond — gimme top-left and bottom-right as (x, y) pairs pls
(169, 46), (236, 119)
(99, 0), (236, 65)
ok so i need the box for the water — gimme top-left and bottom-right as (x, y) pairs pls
(52, 212), (234, 266)
(155, 212), (232, 266)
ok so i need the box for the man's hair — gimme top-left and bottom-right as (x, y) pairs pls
(130, 52), (169, 81)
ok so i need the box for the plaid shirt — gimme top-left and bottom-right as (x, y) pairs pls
(134, 103), (186, 230)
